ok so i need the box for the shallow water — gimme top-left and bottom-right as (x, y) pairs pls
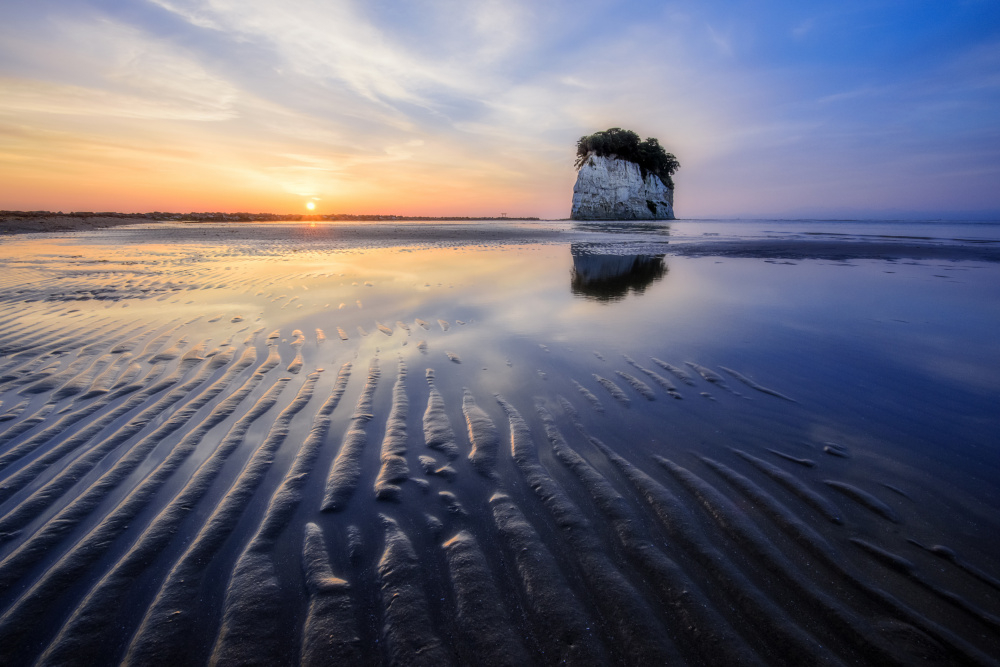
(0, 221), (998, 665)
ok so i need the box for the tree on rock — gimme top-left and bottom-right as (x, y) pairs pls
(575, 128), (680, 189)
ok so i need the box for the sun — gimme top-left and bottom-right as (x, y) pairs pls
(305, 201), (316, 211)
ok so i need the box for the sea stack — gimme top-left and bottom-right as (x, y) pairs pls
(570, 128), (679, 221)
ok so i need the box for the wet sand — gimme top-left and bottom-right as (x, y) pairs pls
(4, 216), (999, 262)
(0, 220), (998, 665)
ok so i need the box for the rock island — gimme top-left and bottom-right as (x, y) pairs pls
(571, 128), (680, 220)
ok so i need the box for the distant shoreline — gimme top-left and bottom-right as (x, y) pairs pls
(0, 211), (540, 235)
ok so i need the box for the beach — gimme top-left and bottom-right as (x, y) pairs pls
(0, 219), (998, 665)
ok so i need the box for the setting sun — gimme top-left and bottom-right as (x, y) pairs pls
(305, 201), (315, 211)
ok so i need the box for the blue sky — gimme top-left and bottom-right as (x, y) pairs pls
(1, 0), (998, 217)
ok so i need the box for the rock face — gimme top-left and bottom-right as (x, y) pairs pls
(571, 153), (674, 220)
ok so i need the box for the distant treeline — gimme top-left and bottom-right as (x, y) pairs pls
(0, 211), (538, 222)
(575, 127), (680, 189)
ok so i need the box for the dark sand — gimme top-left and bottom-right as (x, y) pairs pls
(0, 215), (150, 235)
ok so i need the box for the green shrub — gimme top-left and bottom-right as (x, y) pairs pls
(574, 128), (680, 189)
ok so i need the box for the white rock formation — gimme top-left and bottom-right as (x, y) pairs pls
(571, 153), (674, 220)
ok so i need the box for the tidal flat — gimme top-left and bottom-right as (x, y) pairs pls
(0, 219), (998, 665)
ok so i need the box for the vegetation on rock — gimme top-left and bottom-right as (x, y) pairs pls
(574, 128), (680, 189)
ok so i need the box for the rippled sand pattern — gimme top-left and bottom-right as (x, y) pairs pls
(0, 228), (998, 666)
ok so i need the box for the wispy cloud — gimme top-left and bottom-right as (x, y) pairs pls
(0, 77), (237, 121)
(706, 23), (735, 57)
(0, 15), (241, 120)
(150, 0), (476, 110)
(792, 18), (815, 39)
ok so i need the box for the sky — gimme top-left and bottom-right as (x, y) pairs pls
(1, 0), (998, 219)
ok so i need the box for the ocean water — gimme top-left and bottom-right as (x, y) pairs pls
(0, 219), (997, 665)
(659, 218), (1000, 241)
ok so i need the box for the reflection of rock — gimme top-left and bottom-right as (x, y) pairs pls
(571, 154), (674, 220)
(570, 250), (667, 302)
